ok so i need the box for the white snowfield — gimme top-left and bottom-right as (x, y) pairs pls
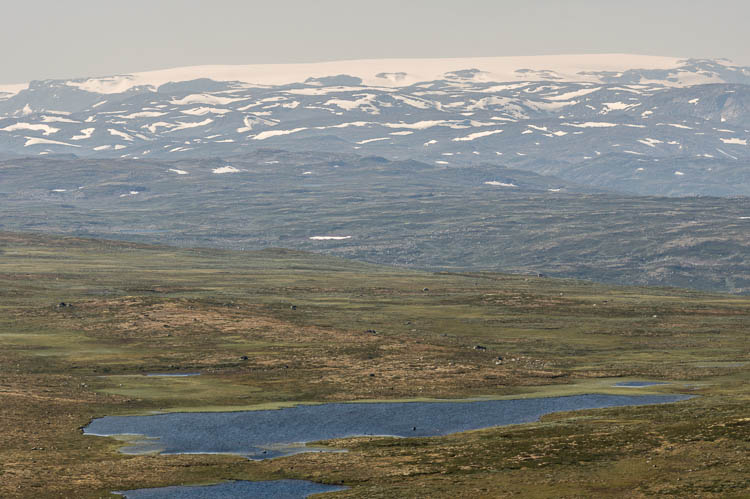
(453, 129), (504, 142)
(212, 166), (240, 174)
(24, 137), (80, 148)
(720, 137), (748, 145)
(0, 54), (725, 97)
(252, 127), (307, 140)
(309, 236), (352, 240)
(0, 82), (29, 98)
(562, 122), (619, 128)
(2, 123), (59, 135)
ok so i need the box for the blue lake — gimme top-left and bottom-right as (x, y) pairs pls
(115, 480), (346, 499)
(85, 394), (690, 460)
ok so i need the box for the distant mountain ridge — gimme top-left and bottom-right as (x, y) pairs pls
(2, 54), (749, 95)
(0, 54), (749, 197)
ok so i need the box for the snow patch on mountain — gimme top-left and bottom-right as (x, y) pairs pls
(171, 94), (243, 106)
(325, 95), (378, 112)
(24, 137), (80, 147)
(453, 129), (504, 141)
(120, 111), (167, 119)
(720, 137), (747, 145)
(212, 166), (240, 174)
(638, 138), (664, 148)
(2, 123), (59, 135)
(545, 87), (601, 100)
(71, 128), (95, 140)
(253, 127), (307, 140)
(41, 115), (80, 124)
(181, 107), (232, 116)
(310, 235), (351, 240)
(563, 122), (619, 128)
(601, 102), (640, 114)
(357, 137), (389, 144)
(0, 82), (30, 99)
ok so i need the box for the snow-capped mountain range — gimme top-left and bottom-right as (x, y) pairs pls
(2, 55), (750, 293)
(1, 54), (749, 196)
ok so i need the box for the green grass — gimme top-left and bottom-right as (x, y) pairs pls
(0, 231), (748, 497)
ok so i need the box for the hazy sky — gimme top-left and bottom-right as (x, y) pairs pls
(2, 0), (748, 84)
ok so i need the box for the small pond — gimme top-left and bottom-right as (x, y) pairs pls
(85, 393), (690, 460)
(115, 479), (346, 498)
(613, 381), (668, 387)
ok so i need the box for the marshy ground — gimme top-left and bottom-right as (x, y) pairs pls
(0, 232), (747, 497)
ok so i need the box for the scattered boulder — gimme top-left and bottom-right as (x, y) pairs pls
(290, 305), (297, 310)
(365, 329), (377, 334)
(240, 355), (249, 361)
(422, 288), (429, 292)
(474, 345), (487, 351)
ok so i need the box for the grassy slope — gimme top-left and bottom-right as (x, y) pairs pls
(0, 232), (747, 497)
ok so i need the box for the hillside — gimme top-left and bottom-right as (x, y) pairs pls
(0, 232), (747, 497)
(1, 152), (749, 294)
